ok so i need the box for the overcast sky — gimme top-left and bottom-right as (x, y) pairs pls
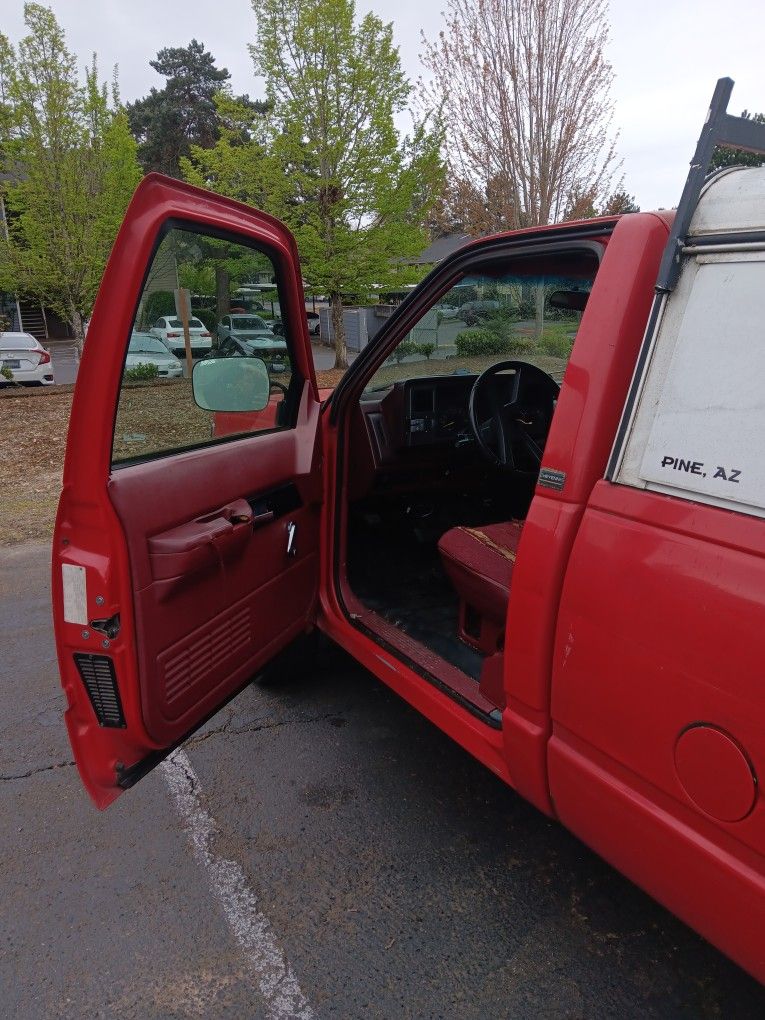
(3, 0), (764, 211)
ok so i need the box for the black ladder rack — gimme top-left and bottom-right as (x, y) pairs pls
(606, 77), (765, 481)
(657, 77), (765, 294)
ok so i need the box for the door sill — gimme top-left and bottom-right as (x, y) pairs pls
(334, 595), (502, 728)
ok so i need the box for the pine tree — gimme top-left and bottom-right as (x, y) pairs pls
(127, 40), (268, 177)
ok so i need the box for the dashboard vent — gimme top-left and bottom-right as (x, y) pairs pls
(73, 653), (126, 728)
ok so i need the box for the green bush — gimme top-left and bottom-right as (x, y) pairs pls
(537, 325), (575, 359)
(416, 342), (436, 359)
(454, 326), (539, 359)
(454, 329), (511, 357)
(125, 362), (159, 382)
(454, 286), (477, 307)
(482, 309), (516, 332)
(1, 365), (14, 381)
(194, 307), (218, 336)
(394, 339), (419, 362)
(142, 290), (176, 327)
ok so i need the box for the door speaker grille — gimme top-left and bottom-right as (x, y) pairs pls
(73, 653), (126, 728)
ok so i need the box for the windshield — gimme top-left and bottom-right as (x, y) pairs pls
(364, 257), (597, 393)
(231, 316), (268, 330)
(129, 334), (171, 354)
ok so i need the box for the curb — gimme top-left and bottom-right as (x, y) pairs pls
(0, 383), (76, 400)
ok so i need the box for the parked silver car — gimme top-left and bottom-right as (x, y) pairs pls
(216, 313), (275, 344)
(124, 332), (183, 378)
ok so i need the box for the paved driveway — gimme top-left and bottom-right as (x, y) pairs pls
(2, 542), (765, 1017)
(47, 340), (79, 386)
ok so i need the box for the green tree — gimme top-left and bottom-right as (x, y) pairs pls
(601, 190), (640, 215)
(0, 3), (142, 351)
(248, 0), (444, 369)
(181, 92), (271, 204)
(127, 40), (268, 177)
(710, 110), (765, 170)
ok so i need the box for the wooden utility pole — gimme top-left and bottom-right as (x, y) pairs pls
(174, 288), (194, 377)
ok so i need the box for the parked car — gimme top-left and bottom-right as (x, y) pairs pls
(273, 311), (321, 337)
(216, 313), (274, 344)
(214, 333), (289, 373)
(456, 299), (501, 324)
(0, 331), (54, 385)
(435, 303), (458, 318)
(124, 332), (183, 378)
(149, 315), (212, 356)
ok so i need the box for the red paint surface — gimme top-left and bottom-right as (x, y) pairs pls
(502, 212), (672, 813)
(550, 479), (765, 981)
(53, 177), (765, 985)
(674, 725), (757, 823)
(52, 175), (321, 807)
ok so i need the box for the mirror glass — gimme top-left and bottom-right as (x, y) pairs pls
(192, 356), (271, 412)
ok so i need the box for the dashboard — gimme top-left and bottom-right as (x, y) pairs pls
(347, 376), (483, 501)
(405, 376), (476, 446)
(360, 376), (478, 456)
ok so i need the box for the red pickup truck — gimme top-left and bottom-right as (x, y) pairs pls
(52, 79), (765, 982)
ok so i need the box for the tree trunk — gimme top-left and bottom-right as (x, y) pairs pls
(70, 303), (84, 359)
(331, 292), (347, 370)
(534, 284), (545, 340)
(215, 265), (231, 328)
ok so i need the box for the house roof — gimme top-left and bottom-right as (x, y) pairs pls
(408, 234), (472, 266)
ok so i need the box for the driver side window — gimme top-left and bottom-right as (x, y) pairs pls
(111, 226), (298, 466)
(365, 262), (594, 393)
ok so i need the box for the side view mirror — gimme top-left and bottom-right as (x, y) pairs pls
(192, 356), (271, 412)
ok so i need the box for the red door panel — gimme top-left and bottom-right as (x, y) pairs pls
(549, 480), (765, 981)
(108, 390), (322, 746)
(52, 175), (322, 808)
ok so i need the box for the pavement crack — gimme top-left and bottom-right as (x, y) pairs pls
(185, 711), (345, 748)
(0, 759), (75, 782)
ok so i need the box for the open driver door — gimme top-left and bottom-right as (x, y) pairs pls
(52, 175), (324, 808)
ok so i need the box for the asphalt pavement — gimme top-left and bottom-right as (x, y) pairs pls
(47, 340), (79, 385)
(2, 542), (765, 1017)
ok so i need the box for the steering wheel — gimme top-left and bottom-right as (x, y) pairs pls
(468, 360), (559, 473)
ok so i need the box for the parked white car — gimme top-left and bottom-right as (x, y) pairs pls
(149, 315), (212, 356)
(0, 331), (55, 386)
(125, 332), (183, 378)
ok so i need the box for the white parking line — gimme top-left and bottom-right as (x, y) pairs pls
(161, 749), (315, 1019)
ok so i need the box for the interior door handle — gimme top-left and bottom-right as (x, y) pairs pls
(149, 498), (253, 583)
(286, 520), (297, 557)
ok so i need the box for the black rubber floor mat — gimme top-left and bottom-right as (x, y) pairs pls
(348, 521), (482, 680)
